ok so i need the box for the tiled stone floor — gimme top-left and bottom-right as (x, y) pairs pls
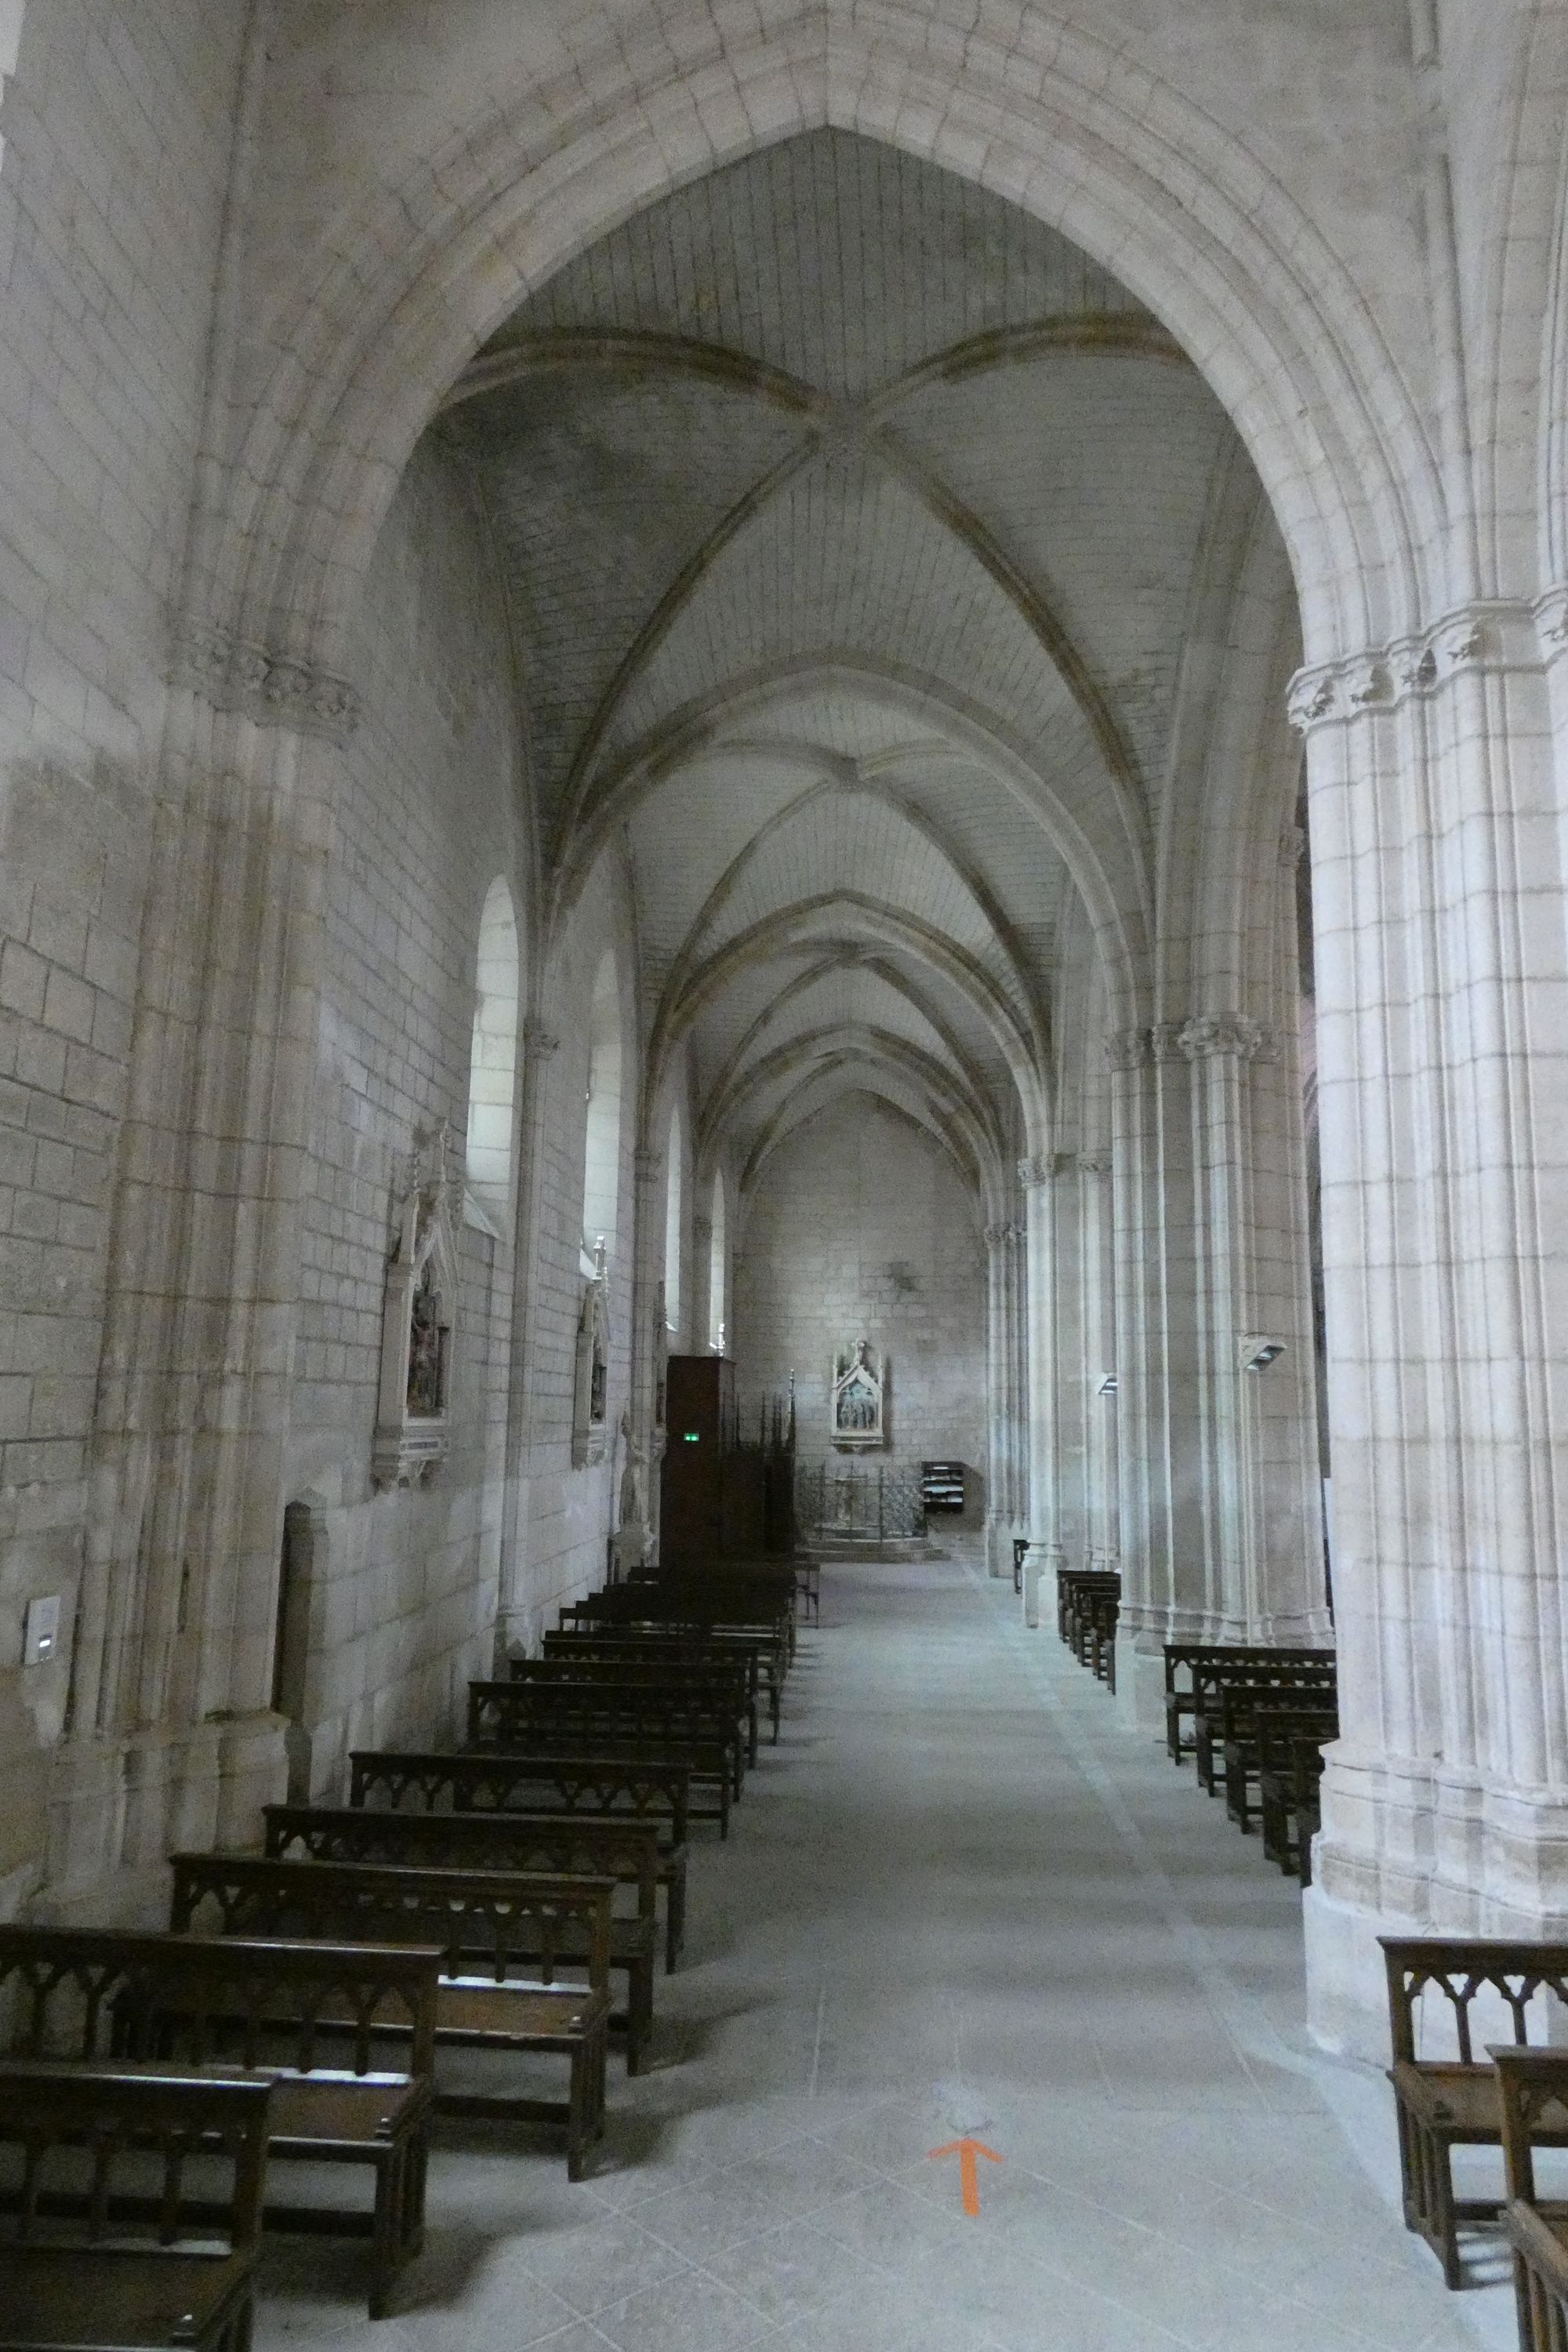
(256, 1548), (1517, 2350)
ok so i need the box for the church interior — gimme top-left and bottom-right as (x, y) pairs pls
(1, 3), (1566, 2347)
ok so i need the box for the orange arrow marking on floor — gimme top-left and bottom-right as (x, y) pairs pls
(928, 2136), (1003, 2216)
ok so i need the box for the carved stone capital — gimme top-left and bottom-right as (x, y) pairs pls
(1016, 1155), (1053, 1190)
(523, 1022), (561, 1057)
(1076, 1151), (1112, 1178)
(1105, 1026), (1151, 1072)
(633, 1149), (662, 1183)
(169, 614), (361, 746)
(1287, 598), (1555, 734)
(1149, 1020), (1189, 1063)
(1177, 1011), (1279, 1063)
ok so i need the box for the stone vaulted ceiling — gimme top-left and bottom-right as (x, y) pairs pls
(435, 129), (1253, 1202)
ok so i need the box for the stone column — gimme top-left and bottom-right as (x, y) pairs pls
(1294, 600), (1568, 2056)
(629, 1146), (666, 1560)
(1076, 1155), (1120, 1577)
(1017, 1157), (1062, 1626)
(54, 669), (342, 1912)
(982, 1221), (1022, 1575)
(496, 1019), (558, 1660)
(1109, 996), (1327, 1733)
(690, 1212), (713, 1359)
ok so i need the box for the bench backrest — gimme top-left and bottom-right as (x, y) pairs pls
(1218, 1687), (1338, 1739)
(0, 1924), (439, 2079)
(0, 2062), (271, 2252)
(1490, 2045), (1568, 2204)
(1194, 1663), (1337, 1715)
(347, 1749), (691, 1843)
(510, 1658), (748, 1701)
(1381, 1938), (1568, 2066)
(466, 1680), (734, 1750)
(1163, 1642), (1335, 1695)
(263, 1804), (660, 1915)
(169, 1854), (615, 1991)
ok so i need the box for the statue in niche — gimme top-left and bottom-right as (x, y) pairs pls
(373, 1123), (460, 1487)
(406, 1261), (449, 1417)
(572, 1238), (612, 1468)
(831, 1337), (886, 1450)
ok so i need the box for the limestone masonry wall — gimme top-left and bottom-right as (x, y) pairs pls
(281, 438), (524, 1791)
(732, 1095), (986, 1526)
(0, 0), (245, 1914)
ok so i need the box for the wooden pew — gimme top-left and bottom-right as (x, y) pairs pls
(1381, 1937), (1568, 2289)
(564, 1578), (797, 1661)
(1218, 1690), (1338, 1834)
(1163, 1641), (1335, 1764)
(541, 1628), (784, 1743)
(346, 1749), (691, 1967)
(1054, 1569), (1120, 1659)
(262, 1803), (662, 2060)
(1192, 1661), (1338, 1795)
(510, 1653), (759, 1767)
(168, 1855), (613, 2180)
(466, 1681), (739, 1830)
(0, 1924), (437, 2317)
(0, 2063), (270, 2352)
(1493, 2045), (1568, 2350)
(1257, 1722), (1331, 1880)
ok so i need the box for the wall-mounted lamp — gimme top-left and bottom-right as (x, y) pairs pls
(1240, 1336), (1286, 1374)
(1097, 1373), (1118, 1396)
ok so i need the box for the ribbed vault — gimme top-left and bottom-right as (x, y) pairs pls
(434, 125), (1279, 1216)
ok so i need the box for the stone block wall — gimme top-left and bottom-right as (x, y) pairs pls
(280, 438), (524, 1791)
(732, 1095), (986, 1526)
(0, 0), (245, 1914)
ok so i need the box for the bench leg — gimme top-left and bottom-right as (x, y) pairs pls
(626, 1955), (655, 2077)
(368, 2129), (424, 2319)
(567, 2020), (608, 2181)
(665, 1868), (686, 1972)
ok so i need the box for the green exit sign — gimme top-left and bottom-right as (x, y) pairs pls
(683, 1431), (700, 1443)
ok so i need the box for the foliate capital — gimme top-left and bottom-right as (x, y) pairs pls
(1287, 597), (1558, 735)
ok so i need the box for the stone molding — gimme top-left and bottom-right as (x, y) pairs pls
(1106, 1016), (1278, 1068)
(1177, 1012), (1280, 1063)
(1287, 594), (1567, 733)
(169, 614), (361, 745)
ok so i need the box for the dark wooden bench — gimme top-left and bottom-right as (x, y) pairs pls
(1493, 2045), (1568, 2349)
(0, 2063), (270, 2351)
(1162, 1642), (1335, 1763)
(1192, 1662), (1337, 1795)
(346, 1749), (691, 1965)
(542, 1628), (784, 1743)
(0, 1924), (436, 2318)
(1258, 1722), (1332, 1880)
(1075, 1584), (1120, 1690)
(466, 1681), (739, 1829)
(168, 1855), (613, 2180)
(262, 1802), (662, 2062)
(510, 1653), (759, 1766)
(1054, 1568), (1120, 1657)
(1382, 1936), (1568, 2288)
(565, 1579), (798, 1661)
(1218, 1690), (1338, 1834)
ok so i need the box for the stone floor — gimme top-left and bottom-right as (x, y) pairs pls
(256, 1548), (1518, 2351)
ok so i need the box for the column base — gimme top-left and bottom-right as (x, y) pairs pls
(1113, 1629), (1170, 1740)
(1302, 1878), (1413, 2063)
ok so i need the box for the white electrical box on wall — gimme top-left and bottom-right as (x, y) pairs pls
(23, 1594), (60, 1666)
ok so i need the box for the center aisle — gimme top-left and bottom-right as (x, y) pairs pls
(261, 1551), (1503, 2352)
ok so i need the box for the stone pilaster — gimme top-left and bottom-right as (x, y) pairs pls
(1291, 598), (1568, 2056)
(497, 1020), (559, 1660)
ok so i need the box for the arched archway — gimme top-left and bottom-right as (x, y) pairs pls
(193, 2), (1439, 719)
